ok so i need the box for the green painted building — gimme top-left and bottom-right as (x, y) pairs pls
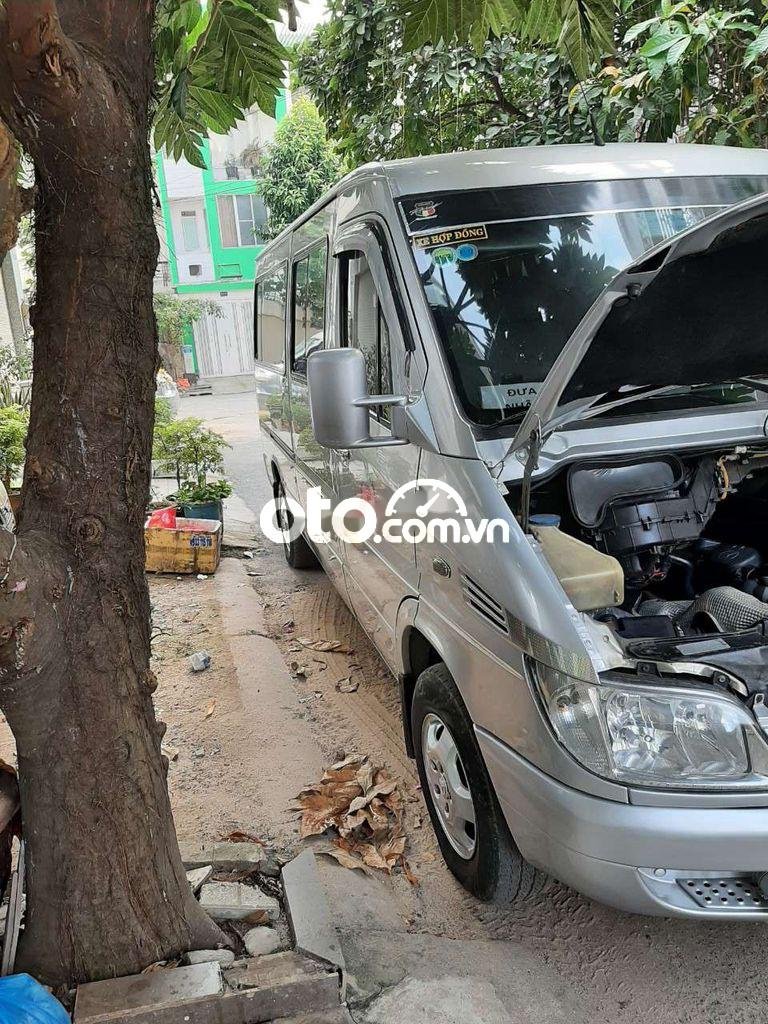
(155, 94), (288, 379)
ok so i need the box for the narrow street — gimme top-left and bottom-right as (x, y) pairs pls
(152, 390), (767, 1024)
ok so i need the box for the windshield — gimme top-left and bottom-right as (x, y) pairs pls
(403, 175), (768, 427)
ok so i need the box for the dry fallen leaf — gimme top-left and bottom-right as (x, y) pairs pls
(400, 856), (420, 887)
(161, 744), (179, 762)
(296, 636), (351, 654)
(336, 676), (359, 694)
(204, 701), (216, 719)
(220, 830), (266, 845)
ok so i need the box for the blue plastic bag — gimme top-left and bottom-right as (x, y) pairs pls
(0, 975), (69, 1024)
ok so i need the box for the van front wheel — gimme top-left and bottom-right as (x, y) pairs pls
(411, 662), (546, 904)
(274, 478), (319, 570)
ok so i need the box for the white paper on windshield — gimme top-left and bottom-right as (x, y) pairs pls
(479, 382), (543, 410)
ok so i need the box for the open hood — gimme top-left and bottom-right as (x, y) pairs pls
(509, 190), (768, 457)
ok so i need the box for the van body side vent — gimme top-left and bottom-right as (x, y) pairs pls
(460, 575), (509, 635)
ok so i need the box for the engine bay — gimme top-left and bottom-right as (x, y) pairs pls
(523, 446), (768, 674)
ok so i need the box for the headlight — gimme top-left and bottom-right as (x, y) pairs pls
(529, 660), (768, 789)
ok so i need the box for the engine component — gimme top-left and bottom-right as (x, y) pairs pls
(694, 541), (762, 592)
(568, 456), (721, 587)
(641, 586), (768, 634)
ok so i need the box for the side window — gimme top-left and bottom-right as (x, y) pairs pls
(344, 254), (394, 423)
(292, 242), (328, 376)
(255, 263), (288, 369)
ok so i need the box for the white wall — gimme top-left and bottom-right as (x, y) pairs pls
(163, 157), (205, 199)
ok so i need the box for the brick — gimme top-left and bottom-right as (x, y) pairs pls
(74, 962), (222, 1022)
(199, 881), (279, 922)
(180, 841), (265, 873)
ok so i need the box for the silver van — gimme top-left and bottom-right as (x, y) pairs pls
(254, 143), (768, 918)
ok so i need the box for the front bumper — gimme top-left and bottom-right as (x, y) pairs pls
(476, 727), (768, 918)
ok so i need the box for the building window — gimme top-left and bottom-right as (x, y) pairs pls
(188, 264), (202, 277)
(217, 194), (268, 248)
(180, 210), (200, 251)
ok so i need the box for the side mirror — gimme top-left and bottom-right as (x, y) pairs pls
(307, 348), (407, 449)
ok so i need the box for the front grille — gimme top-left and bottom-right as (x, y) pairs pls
(460, 574), (509, 635)
(679, 876), (768, 910)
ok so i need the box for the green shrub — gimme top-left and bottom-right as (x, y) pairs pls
(0, 406), (28, 490)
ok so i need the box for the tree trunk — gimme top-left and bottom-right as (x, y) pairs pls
(0, 1), (224, 985)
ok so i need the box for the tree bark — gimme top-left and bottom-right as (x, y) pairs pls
(0, 0), (224, 985)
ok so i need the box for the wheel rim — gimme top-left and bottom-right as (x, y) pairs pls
(421, 713), (477, 860)
(275, 483), (292, 560)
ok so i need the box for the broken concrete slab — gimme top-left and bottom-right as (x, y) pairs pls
(360, 976), (512, 1024)
(244, 926), (283, 957)
(282, 850), (345, 988)
(199, 880), (279, 922)
(74, 962), (222, 1022)
(339, 931), (588, 1024)
(187, 948), (236, 967)
(180, 840), (265, 872)
(186, 865), (213, 893)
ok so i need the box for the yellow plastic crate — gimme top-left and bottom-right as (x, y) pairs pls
(145, 517), (222, 575)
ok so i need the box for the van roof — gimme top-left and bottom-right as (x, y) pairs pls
(260, 143), (768, 253)
(368, 143), (768, 196)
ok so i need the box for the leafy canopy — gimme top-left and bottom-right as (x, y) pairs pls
(153, 0), (624, 170)
(297, 1), (599, 167)
(258, 98), (342, 236)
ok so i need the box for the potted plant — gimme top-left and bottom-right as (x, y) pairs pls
(0, 405), (29, 514)
(153, 416), (232, 524)
(173, 479), (233, 522)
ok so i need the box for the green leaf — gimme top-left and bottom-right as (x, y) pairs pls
(557, 0), (616, 77)
(207, 2), (288, 113)
(745, 23), (768, 66)
(397, 0), (517, 51)
(665, 33), (691, 63)
(623, 17), (658, 42)
(638, 30), (680, 56)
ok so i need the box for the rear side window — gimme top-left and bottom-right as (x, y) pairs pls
(292, 243), (328, 376)
(255, 263), (288, 369)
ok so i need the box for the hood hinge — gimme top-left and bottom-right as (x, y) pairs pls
(519, 418), (543, 535)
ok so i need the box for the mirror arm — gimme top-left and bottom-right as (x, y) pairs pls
(352, 395), (408, 409)
(345, 436), (408, 449)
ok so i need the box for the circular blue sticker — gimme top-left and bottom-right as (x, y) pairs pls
(456, 243), (478, 262)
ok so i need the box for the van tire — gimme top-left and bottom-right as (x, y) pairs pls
(411, 662), (547, 904)
(274, 477), (319, 570)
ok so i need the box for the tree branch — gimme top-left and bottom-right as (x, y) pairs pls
(0, 0), (84, 148)
(483, 72), (527, 119)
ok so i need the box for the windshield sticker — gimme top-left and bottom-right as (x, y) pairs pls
(430, 246), (456, 266)
(413, 225), (488, 249)
(456, 243), (478, 262)
(410, 200), (441, 221)
(479, 382), (543, 410)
